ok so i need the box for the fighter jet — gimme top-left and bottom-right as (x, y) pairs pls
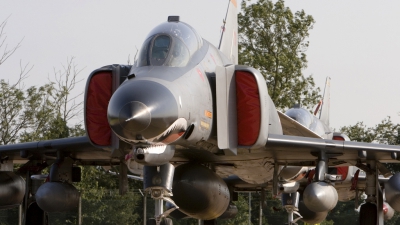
(1, 0), (400, 224)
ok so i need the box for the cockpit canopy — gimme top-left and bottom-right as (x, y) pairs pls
(285, 108), (314, 129)
(137, 20), (203, 67)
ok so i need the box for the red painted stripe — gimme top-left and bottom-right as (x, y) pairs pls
(196, 68), (204, 81)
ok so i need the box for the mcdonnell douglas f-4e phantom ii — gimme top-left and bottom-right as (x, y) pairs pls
(2, 1), (400, 224)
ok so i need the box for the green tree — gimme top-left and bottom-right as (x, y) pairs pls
(1, 18), (83, 144)
(1, 69), (144, 224)
(72, 166), (143, 225)
(320, 220), (334, 225)
(217, 194), (250, 225)
(325, 201), (358, 225)
(1, 18), (144, 225)
(339, 121), (375, 143)
(0, 18), (23, 67)
(339, 117), (400, 224)
(341, 116), (400, 174)
(238, 0), (320, 110)
(0, 58), (84, 144)
(340, 117), (400, 145)
(0, 18), (32, 145)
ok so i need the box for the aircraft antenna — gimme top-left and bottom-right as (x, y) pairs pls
(319, 77), (331, 127)
(319, 77), (328, 118)
(218, 0), (231, 49)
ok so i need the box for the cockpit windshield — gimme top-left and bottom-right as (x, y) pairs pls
(136, 21), (202, 67)
(151, 35), (170, 65)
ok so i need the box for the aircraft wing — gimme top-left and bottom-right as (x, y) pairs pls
(267, 134), (400, 156)
(278, 111), (322, 139)
(2, 133), (399, 165)
(0, 136), (112, 163)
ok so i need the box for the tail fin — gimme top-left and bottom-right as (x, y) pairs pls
(319, 77), (331, 127)
(218, 0), (238, 64)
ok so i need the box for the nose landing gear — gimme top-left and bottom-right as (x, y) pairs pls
(282, 192), (302, 225)
(143, 163), (178, 225)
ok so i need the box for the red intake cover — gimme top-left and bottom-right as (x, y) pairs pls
(236, 71), (261, 146)
(333, 136), (345, 141)
(337, 166), (349, 181)
(85, 72), (112, 146)
(333, 136), (348, 181)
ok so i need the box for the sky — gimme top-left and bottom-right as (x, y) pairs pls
(1, 0), (399, 131)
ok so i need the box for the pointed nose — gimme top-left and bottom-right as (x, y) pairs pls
(107, 79), (178, 142)
(119, 101), (151, 133)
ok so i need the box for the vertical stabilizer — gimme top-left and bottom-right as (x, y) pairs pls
(319, 77), (331, 127)
(219, 0), (238, 64)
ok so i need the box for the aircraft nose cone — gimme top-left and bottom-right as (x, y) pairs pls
(119, 101), (151, 133)
(107, 79), (179, 142)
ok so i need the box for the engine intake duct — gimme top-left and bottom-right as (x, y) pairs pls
(0, 172), (25, 210)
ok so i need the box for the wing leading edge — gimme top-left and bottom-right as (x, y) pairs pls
(0, 136), (109, 161)
(2, 134), (399, 163)
(267, 133), (400, 162)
